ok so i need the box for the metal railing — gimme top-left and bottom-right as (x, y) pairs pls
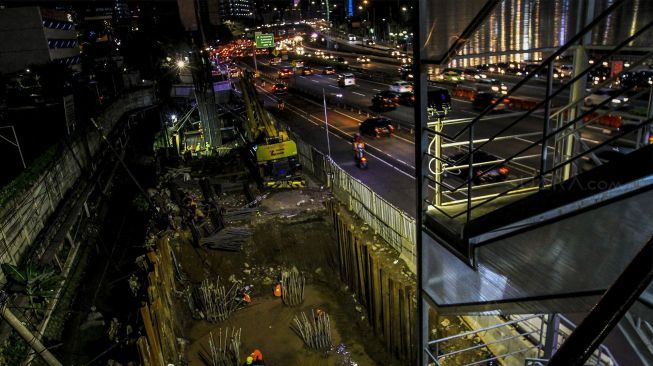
(426, 314), (545, 366)
(421, 2), (653, 236)
(286, 125), (418, 264)
(425, 314), (620, 366)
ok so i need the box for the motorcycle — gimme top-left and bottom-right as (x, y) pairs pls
(354, 147), (368, 169)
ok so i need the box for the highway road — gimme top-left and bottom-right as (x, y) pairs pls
(229, 55), (642, 217)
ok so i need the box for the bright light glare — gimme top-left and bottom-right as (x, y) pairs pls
(176, 60), (186, 68)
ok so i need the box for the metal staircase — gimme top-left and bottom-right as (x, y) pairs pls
(416, 0), (653, 365)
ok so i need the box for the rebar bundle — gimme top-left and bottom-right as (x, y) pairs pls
(195, 278), (240, 322)
(292, 310), (333, 352)
(281, 268), (305, 307)
(200, 327), (242, 366)
(199, 227), (253, 251)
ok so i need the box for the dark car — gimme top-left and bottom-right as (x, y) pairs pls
(278, 67), (293, 78)
(444, 151), (510, 184)
(271, 82), (288, 94)
(398, 91), (415, 106)
(301, 67), (313, 76)
(359, 117), (395, 137)
(323, 66), (336, 75)
(620, 70), (653, 89)
(427, 88), (452, 115)
(372, 91), (399, 110)
(472, 92), (508, 111)
(581, 144), (634, 172)
(335, 57), (348, 64)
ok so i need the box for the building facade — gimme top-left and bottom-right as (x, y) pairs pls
(0, 7), (81, 74)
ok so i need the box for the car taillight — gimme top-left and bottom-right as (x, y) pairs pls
(375, 128), (380, 133)
(499, 167), (509, 175)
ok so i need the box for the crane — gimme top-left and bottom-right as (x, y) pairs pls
(237, 71), (305, 188)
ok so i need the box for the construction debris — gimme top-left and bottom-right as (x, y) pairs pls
(199, 227), (253, 251)
(193, 278), (241, 322)
(199, 328), (242, 366)
(281, 268), (305, 307)
(292, 310), (333, 352)
(222, 207), (258, 223)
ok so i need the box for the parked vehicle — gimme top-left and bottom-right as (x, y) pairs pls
(359, 117), (395, 137)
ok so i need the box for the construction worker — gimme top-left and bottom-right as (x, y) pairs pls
(243, 356), (254, 365)
(250, 349), (264, 365)
(273, 283), (282, 297)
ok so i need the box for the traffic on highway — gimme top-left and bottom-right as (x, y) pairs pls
(204, 29), (652, 213)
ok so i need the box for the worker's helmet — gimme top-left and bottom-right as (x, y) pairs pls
(246, 356), (253, 365)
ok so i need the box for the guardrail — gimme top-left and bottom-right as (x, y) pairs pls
(282, 120), (417, 265)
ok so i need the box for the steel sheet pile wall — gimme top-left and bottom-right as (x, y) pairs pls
(289, 132), (417, 267)
(329, 200), (417, 364)
(0, 89), (155, 283)
(137, 235), (181, 366)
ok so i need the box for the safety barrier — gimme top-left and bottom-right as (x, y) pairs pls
(288, 130), (417, 267)
(137, 235), (182, 366)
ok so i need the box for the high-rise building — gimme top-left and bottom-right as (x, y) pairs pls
(220, 0), (255, 20)
(0, 7), (81, 74)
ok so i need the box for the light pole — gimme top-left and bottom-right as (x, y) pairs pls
(322, 88), (332, 160)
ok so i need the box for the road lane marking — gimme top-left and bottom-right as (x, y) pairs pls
(328, 85), (339, 89)
(352, 92), (366, 97)
(311, 79), (319, 83)
(372, 88), (381, 91)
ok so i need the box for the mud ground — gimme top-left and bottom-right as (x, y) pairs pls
(174, 180), (403, 366)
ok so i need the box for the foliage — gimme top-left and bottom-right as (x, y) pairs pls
(0, 332), (30, 366)
(0, 142), (60, 208)
(1, 262), (62, 305)
(132, 194), (150, 213)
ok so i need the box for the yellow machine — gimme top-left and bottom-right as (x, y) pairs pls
(238, 71), (305, 188)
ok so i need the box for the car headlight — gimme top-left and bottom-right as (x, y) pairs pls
(623, 97), (629, 102)
(491, 86), (499, 92)
(474, 75), (480, 79)
(611, 98), (621, 104)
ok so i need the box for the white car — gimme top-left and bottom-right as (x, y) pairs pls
(584, 88), (629, 108)
(389, 81), (413, 93)
(348, 34), (356, 41)
(356, 56), (371, 63)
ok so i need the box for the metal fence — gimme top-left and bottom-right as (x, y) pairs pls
(288, 129), (417, 266)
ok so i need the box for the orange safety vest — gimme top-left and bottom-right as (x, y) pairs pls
(243, 293), (251, 303)
(251, 349), (263, 361)
(274, 283), (282, 297)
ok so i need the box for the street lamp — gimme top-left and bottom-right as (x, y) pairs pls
(176, 60), (186, 69)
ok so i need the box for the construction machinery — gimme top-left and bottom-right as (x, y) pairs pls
(238, 71), (305, 189)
